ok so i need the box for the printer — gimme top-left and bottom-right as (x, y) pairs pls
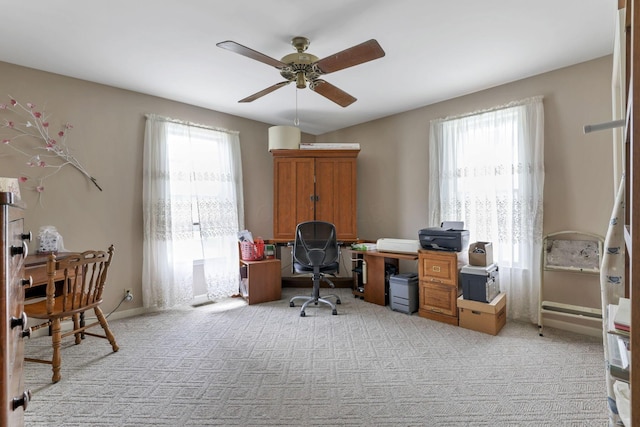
(418, 221), (470, 252)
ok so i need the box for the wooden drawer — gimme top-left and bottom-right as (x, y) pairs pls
(419, 280), (458, 317)
(25, 264), (67, 286)
(419, 250), (457, 285)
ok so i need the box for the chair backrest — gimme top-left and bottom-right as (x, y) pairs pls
(45, 245), (114, 315)
(292, 221), (339, 268)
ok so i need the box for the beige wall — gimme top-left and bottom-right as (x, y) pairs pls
(319, 56), (615, 240)
(319, 55), (615, 325)
(0, 55), (614, 326)
(0, 61), (292, 312)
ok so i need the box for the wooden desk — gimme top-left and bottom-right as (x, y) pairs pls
(24, 253), (73, 298)
(23, 253), (81, 333)
(356, 250), (419, 306)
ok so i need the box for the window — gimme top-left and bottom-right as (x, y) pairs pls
(143, 115), (244, 309)
(428, 97), (544, 322)
(165, 124), (240, 261)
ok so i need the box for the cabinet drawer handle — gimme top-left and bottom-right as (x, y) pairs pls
(12, 390), (32, 411)
(10, 312), (28, 330)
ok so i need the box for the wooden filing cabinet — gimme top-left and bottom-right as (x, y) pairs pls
(418, 249), (461, 325)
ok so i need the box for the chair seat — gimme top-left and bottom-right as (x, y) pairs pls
(24, 296), (101, 320)
(293, 261), (338, 274)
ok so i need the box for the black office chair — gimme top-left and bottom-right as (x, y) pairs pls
(289, 221), (341, 316)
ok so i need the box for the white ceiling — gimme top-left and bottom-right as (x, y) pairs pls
(0, 0), (617, 135)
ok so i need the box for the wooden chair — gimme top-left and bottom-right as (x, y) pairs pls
(24, 245), (119, 382)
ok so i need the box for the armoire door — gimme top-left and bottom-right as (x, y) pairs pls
(273, 157), (314, 241)
(315, 157), (357, 241)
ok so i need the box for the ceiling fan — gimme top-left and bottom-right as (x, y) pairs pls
(216, 36), (385, 107)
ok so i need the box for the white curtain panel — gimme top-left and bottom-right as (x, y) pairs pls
(142, 114), (244, 309)
(428, 97), (544, 323)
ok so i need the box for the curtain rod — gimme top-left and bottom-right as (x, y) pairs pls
(431, 95), (544, 124)
(144, 113), (239, 135)
(583, 119), (625, 134)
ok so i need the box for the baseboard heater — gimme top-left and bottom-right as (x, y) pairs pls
(540, 301), (602, 319)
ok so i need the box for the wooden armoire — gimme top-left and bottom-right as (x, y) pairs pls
(271, 149), (359, 242)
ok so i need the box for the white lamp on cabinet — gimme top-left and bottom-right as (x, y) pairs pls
(268, 126), (300, 151)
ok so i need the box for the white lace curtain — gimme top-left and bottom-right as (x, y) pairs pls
(142, 114), (244, 309)
(428, 97), (545, 322)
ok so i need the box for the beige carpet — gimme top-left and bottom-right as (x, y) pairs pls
(23, 287), (607, 426)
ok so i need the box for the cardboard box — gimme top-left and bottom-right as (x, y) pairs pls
(468, 242), (493, 266)
(457, 292), (506, 335)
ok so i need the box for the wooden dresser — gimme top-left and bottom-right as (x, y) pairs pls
(1, 192), (31, 426)
(418, 249), (462, 325)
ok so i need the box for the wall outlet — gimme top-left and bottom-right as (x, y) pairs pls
(124, 289), (133, 302)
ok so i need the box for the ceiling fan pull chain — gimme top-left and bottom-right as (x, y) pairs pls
(294, 89), (300, 126)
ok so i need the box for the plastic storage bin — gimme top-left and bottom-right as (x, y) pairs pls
(240, 239), (265, 261)
(389, 272), (419, 314)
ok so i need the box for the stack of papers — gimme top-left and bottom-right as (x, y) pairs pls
(607, 304), (629, 337)
(351, 243), (376, 251)
(299, 142), (361, 150)
(614, 297), (631, 332)
(607, 301), (631, 383)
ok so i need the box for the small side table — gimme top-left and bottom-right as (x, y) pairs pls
(239, 258), (281, 304)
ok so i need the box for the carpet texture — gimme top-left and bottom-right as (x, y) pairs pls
(23, 287), (607, 426)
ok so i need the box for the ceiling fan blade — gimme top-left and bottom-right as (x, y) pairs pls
(217, 40), (287, 69)
(314, 39), (385, 74)
(239, 81), (291, 103)
(310, 80), (357, 107)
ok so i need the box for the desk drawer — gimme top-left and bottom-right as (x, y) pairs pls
(24, 265), (66, 287)
(419, 251), (457, 284)
(420, 280), (458, 317)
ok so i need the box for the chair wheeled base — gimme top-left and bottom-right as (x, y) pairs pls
(289, 275), (341, 317)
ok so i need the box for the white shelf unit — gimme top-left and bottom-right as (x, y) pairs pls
(537, 230), (604, 336)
